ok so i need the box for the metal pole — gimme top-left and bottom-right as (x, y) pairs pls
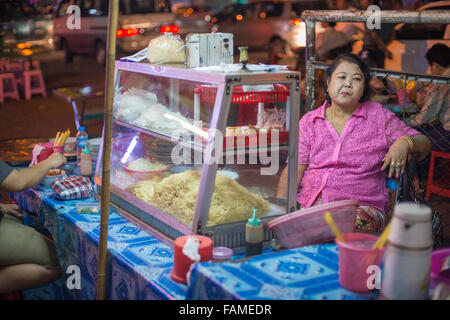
(301, 10), (450, 24)
(305, 20), (316, 113)
(97, 0), (118, 300)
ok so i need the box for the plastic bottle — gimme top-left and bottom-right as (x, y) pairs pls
(80, 145), (92, 177)
(76, 126), (88, 166)
(245, 209), (263, 257)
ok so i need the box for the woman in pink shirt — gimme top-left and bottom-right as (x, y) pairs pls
(277, 54), (431, 233)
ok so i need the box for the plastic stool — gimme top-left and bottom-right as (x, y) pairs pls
(24, 60), (41, 71)
(23, 69), (47, 100)
(426, 150), (450, 199)
(0, 73), (21, 103)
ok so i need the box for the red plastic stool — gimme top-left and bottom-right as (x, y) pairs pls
(426, 150), (450, 199)
(23, 69), (47, 100)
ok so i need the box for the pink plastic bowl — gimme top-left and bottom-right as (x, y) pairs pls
(123, 164), (169, 180)
(268, 200), (358, 249)
(430, 248), (450, 289)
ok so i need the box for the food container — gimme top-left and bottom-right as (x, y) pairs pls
(123, 163), (169, 180)
(36, 142), (55, 163)
(268, 200), (358, 249)
(336, 233), (385, 292)
(76, 202), (101, 214)
(171, 235), (213, 284)
(52, 145), (64, 154)
(213, 246), (234, 262)
(40, 169), (66, 186)
(49, 137), (76, 153)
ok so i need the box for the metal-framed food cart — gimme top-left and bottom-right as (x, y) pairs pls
(94, 61), (301, 253)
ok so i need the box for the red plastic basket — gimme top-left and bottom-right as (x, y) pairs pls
(194, 84), (290, 104)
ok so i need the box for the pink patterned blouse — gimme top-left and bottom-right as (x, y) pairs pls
(297, 101), (420, 213)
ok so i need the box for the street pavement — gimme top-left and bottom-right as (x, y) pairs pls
(0, 51), (105, 140)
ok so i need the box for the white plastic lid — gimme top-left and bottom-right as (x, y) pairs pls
(393, 202), (432, 222)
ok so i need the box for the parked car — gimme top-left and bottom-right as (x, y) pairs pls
(53, 0), (176, 64)
(352, 1), (450, 73)
(210, 0), (328, 52)
(0, 1), (54, 56)
(173, 4), (217, 36)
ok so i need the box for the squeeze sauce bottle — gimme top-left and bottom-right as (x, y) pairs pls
(80, 145), (92, 177)
(245, 209), (263, 257)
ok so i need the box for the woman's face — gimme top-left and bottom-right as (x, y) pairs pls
(327, 60), (365, 109)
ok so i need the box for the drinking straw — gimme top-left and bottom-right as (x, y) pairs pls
(372, 221), (392, 250)
(325, 211), (345, 243)
(54, 132), (60, 146)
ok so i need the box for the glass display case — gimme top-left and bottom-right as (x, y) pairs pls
(94, 60), (301, 252)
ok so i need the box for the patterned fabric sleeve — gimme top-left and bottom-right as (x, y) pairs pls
(0, 161), (14, 185)
(298, 116), (311, 164)
(384, 108), (421, 147)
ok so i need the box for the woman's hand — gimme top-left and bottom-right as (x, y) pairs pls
(381, 138), (410, 178)
(1, 203), (23, 220)
(44, 152), (67, 169)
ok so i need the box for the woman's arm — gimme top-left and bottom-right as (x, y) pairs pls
(276, 164), (308, 199)
(0, 153), (66, 192)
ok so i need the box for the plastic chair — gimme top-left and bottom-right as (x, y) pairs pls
(0, 73), (21, 103)
(426, 150), (450, 199)
(23, 69), (47, 100)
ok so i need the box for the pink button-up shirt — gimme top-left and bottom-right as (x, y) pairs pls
(298, 101), (420, 213)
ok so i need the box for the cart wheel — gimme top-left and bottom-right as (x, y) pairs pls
(95, 41), (106, 65)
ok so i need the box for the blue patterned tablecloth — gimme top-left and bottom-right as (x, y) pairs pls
(12, 186), (379, 300)
(187, 244), (380, 300)
(12, 186), (187, 300)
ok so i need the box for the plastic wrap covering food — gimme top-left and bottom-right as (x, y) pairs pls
(133, 170), (270, 227)
(147, 33), (186, 64)
(114, 88), (192, 136)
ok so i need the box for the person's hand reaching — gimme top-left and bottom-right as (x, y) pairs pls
(1, 203), (23, 220)
(44, 152), (67, 169)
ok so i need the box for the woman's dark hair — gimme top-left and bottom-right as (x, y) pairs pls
(324, 53), (372, 104)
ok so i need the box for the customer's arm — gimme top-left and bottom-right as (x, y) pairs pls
(0, 153), (66, 192)
(276, 164), (308, 199)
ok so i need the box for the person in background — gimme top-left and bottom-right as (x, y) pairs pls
(0, 152), (66, 294)
(358, 0), (393, 68)
(334, 0), (365, 44)
(316, 22), (350, 61)
(406, 43), (450, 152)
(276, 54), (431, 234)
(267, 36), (288, 65)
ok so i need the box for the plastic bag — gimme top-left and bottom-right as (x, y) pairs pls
(51, 176), (93, 200)
(147, 33), (186, 64)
